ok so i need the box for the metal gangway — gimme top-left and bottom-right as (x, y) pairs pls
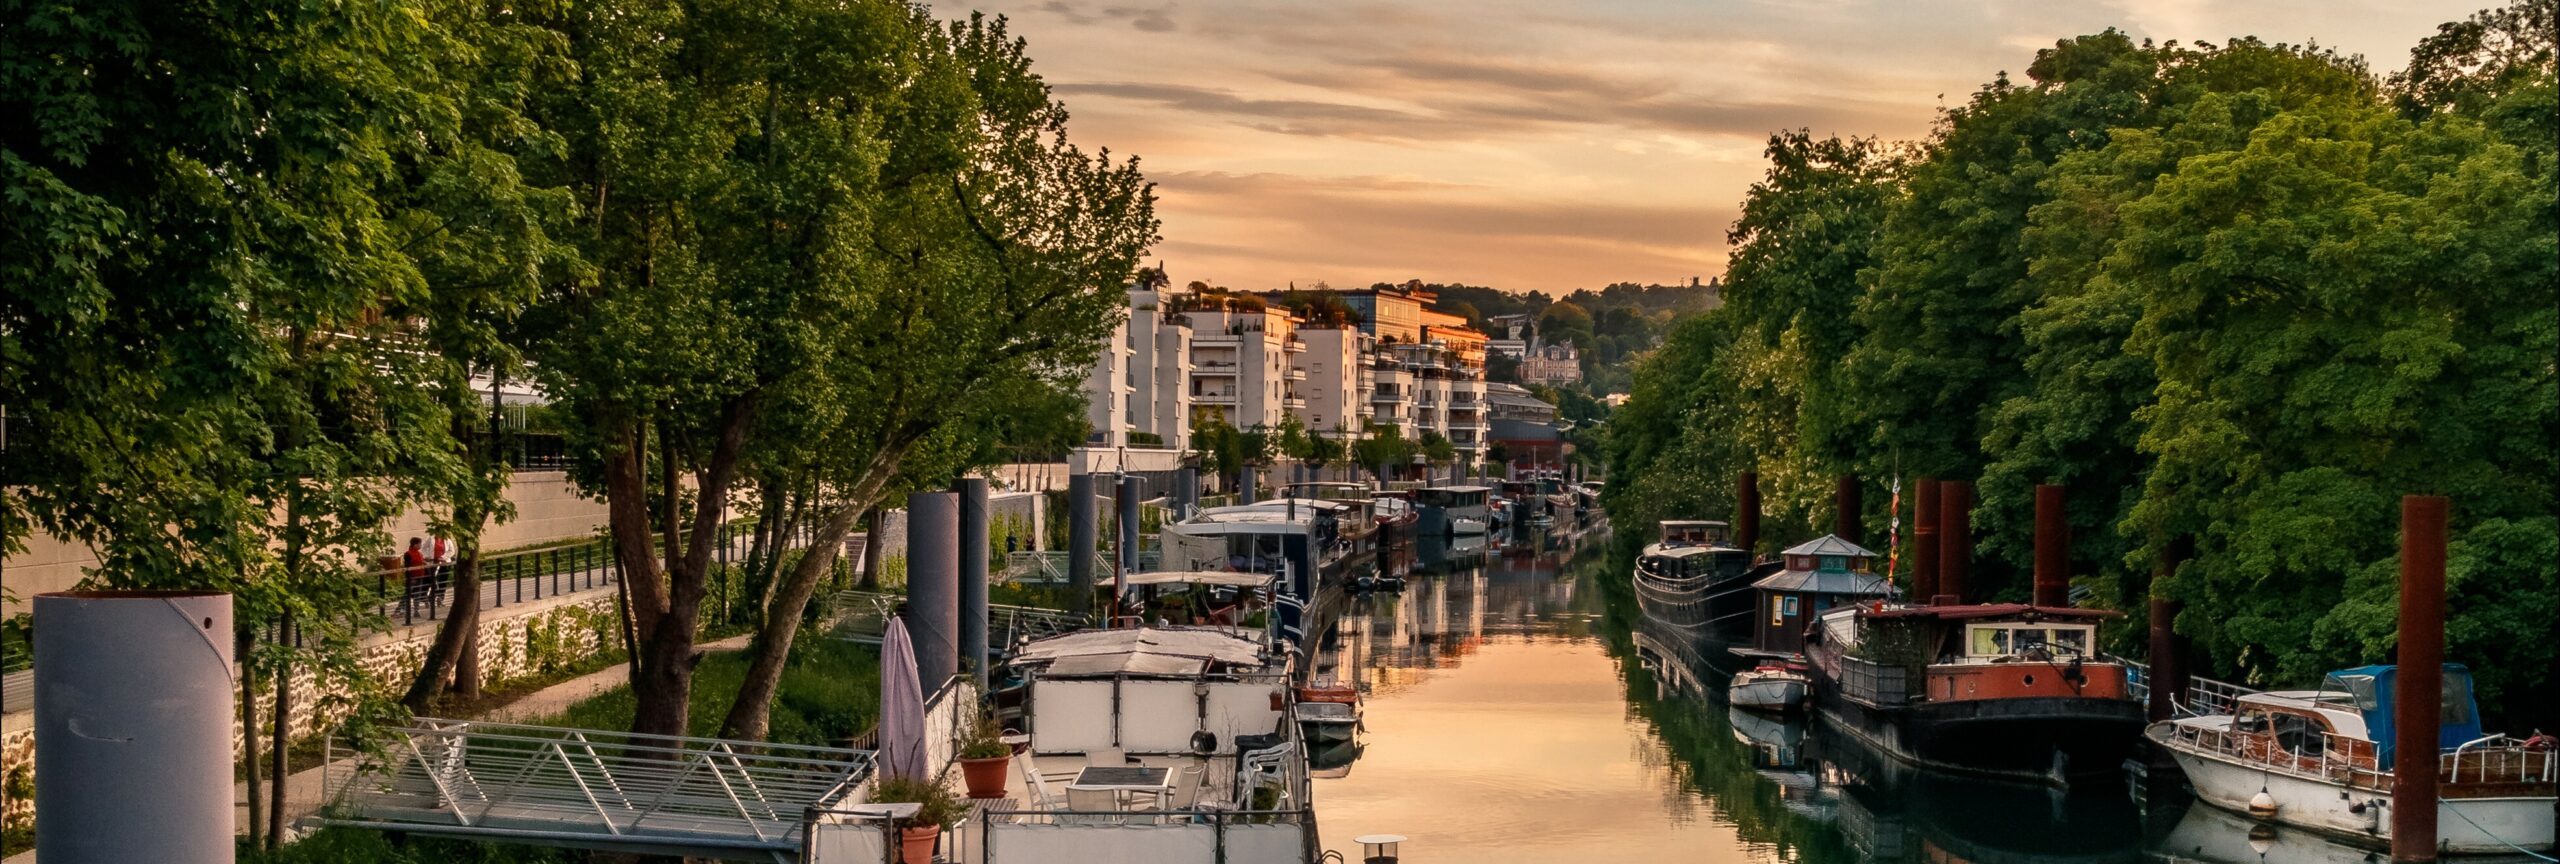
(1002, 549), (1161, 583)
(821, 590), (1085, 650)
(319, 718), (882, 861)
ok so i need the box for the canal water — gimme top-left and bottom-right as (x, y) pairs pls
(1304, 520), (2398, 864)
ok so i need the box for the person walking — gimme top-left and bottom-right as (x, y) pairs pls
(429, 534), (452, 605)
(401, 537), (429, 617)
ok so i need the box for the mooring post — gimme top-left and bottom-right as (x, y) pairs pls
(1117, 475), (1142, 617)
(1936, 480), (1973, 604)
(2393, 494), (2448, 864)
(1067, 473), (1097, 618)
(1175, 465), (1199, 519)
(1834, 474), (1863, 544)
(906, 491), (961, 690)
(2034, 483), (2070, 607)
(36, 591), (235, 864)
(957, 478), (990, 689)
(1238, 463), (1257, 504)
(1735, 472), (1762, 555)
(1911, 477), (1939, 602)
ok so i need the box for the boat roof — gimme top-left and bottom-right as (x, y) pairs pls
(1012, 627), (1269, 674)
(1864, 603), (2119, 621)
(1781, 535), (1875, 557)
(1661, 520), (1727, 528)
(1122, 570), (1275, 588)
(2234, 691), (2372, 740)
(1424, 485), (1494, 493)
(1644, 544), (1733, 558)
(1753, 568), (1892, 596)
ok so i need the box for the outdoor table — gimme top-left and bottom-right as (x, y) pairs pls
(1068, 765), (1174, 809)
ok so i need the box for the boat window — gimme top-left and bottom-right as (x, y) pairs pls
(1970, 626), (2012, 656)
(1783, 596), (1800, 617)
(1819, 555), (1845, 571)
(2334, 674), (2380, 712)
(2443, 668), (2475, 726)
(2270, 712), (2328, 756)
(2044, 627), (2090, 655)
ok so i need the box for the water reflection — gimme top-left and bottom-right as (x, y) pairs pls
(1307, 521), (2414, 864)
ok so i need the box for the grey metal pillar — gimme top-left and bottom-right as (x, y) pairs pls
(957, 478), (990, 688)
(906, 491), (961, 690)
(1067, 473), (1096, 618)
(1238, 465), (1257, 504)
(36, 591), (234, 864)
(1176, 466), (1199, 518)
(1118, 475), (1143, 581)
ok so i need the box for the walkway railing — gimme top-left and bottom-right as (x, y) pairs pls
(321, 718), (875, 858)
(2120, 658), (2257, 718)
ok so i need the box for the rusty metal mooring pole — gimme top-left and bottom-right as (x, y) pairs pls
(2393, 495), (2448, 864)
(1834, 474), (1863, 544)
(1936, 480), (1973, 605)
(2034, 484), (2070, 607)
(1736, 471), (1762, 555)
(1911, 477), (1939, 603)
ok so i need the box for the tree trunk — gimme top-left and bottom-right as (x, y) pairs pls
(400, 552), (483, 712)
(611, 405), (753, 740)
(267, 614), (290, 848)
(239, 626), (263, 851)
(721, 448), (905, 741)
(456, 627), (481, 699)
(858, 506), (884, 591)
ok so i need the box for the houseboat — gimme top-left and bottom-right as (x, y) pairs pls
(1411, 485), (1494, 537)
(1159, 503), (1356, 647)
(1806, 600), (2145, 785)
(1726, 537), (1891, 712)
(1630, 520), (1757, 636)
(2146, 664), (2555, 855)
(974, 625), (1321, 863)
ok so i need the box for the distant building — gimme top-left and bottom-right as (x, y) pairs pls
(1082, 273), (1193, 450)
(1521, 340), (1581, 387)
(1484, 314), (1535, 359)
(1485, 382), (1565, 469)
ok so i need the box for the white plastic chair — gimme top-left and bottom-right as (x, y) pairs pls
(1065, 786), (1125, 824)
(1016, 756), (1060, 812)
(1088, 746), (1128, 767)
(1170, 763), (1207, 809)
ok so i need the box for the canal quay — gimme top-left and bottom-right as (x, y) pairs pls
(1300, 517), (2549, 864)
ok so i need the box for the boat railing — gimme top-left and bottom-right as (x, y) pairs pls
(2120, 658), (2257, 718)
(1837, 655), (1912, 707)
(2154, 721), (2558, 791)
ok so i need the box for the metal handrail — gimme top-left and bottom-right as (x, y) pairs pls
(323, 718), (876, 853)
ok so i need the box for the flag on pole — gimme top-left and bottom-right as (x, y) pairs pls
(1885, 476), (1903, 584)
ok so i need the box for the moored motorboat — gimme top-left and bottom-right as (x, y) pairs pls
(1631, 520), (1755, 635)
(1729, 662), (1811, 712)
(2146, 664), (2556, 855)
(1295, 679), (1362, 745)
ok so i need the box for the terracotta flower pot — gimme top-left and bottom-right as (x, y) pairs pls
(960, 754), (1011, 799)
(900, 824), (939, 863)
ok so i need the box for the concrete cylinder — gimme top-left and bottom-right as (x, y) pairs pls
(957, 479), (990, 688)
(1834, 474), (1863, 544)
(1176, 466), (1199, 518)
(2393, 495), (2449, 863)
(1911, 477), (1939, 602)
(1735, 472), (1762, 555)
(1238, 465), (1257, 504)
(35, 591), (235, 864)
(906, 491), (961, 690)
(1936, 480), (1972, 604)
(1067, 474), (1097, 617)
(2034, 484), (2070, 607)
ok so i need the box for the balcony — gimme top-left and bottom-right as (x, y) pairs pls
(1194, 389), (1238, 404)
(1193, 363), (1237, 377)
(1283, 396), (1307, 410)
(1284, 367), (1308, 382)
(1283, 335), (1306, 353)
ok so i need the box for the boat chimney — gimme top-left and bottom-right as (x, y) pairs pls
(2145, 535), (2192, 723)
(1833, 474), (1863, 545)
(1935, 480), (1972, 605)
(1735, 471), (1762, 554)
(958, 478), (990, 689)
(1911, 477), (1939, 603)
(1118, 475), (1144, 620)
(2392, 494), (2448, 864)
(35, 591), (236, 864)
(2033, 484), (2069, 607)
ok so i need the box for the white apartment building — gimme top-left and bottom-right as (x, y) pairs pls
(1294, 327), (1374, 440)
(1081, 277), (1194, 451)
(1180, 306), (1303, 432)
(1379, 340), (1488, 461)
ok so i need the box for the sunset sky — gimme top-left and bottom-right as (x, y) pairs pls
(970, 0), (2487, 294)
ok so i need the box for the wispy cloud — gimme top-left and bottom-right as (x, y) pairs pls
(979, 0), (2478, 292)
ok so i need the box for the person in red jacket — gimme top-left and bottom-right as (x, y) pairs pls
(402, 537), (429, 613)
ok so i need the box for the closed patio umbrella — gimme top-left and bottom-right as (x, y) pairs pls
(878, 616), (928, 782)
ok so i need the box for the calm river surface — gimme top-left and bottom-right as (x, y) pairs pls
(1304, 519), (2381, 864)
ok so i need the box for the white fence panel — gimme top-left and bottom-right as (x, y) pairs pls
(1205, 682), (1283, 754)
(1222, 823), (1306, 862)
(1029, 680), (1117, 753)
(1121, 681), (1200, 753)
(987, 822), (1217, 864)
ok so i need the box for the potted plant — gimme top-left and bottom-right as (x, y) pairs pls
(871, 776), (962, 863)
(956, 716), (1013, 799)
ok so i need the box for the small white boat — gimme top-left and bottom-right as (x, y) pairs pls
(1448, 515), (1489, 536)
(1294, 701), (1360, 745)
(1729, 663), (1810, 712)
